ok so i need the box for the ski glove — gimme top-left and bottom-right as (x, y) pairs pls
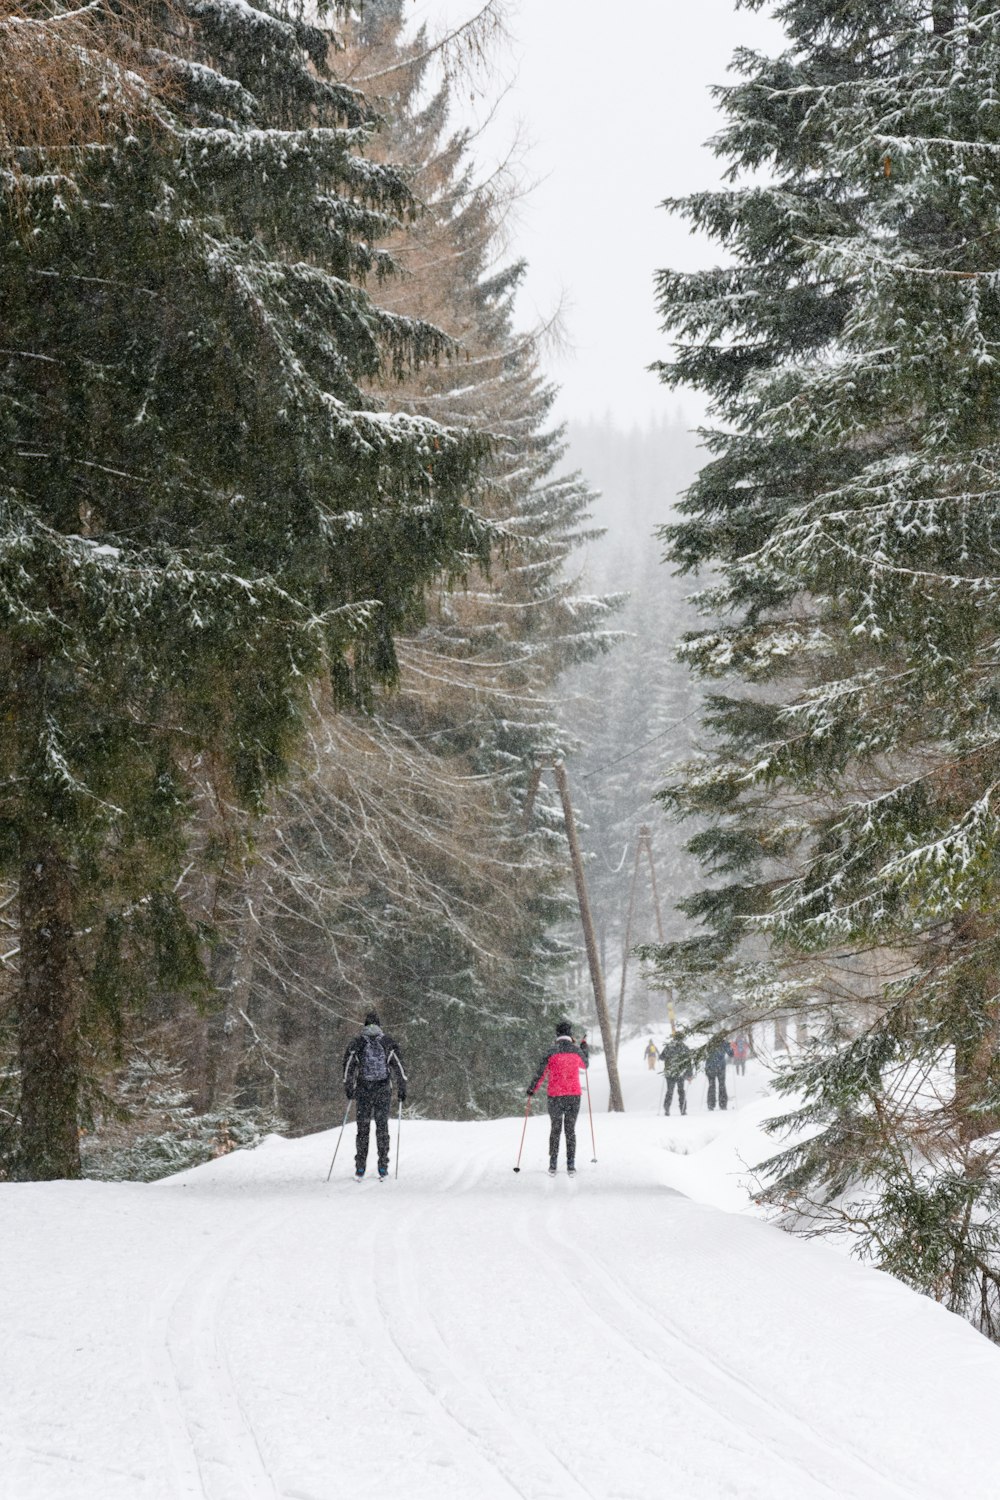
(345, 1087), (355, 1101)
(398, 1089), (407, 1103)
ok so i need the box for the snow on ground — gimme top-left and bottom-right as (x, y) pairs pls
(4, 1034), (1000, 1500)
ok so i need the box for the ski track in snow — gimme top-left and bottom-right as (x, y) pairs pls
(5, 1040), (1000, 1500)
(379, 1164), (594, 1500)
(541, 1206), (906, 1500)
(151, 1206), (284, 1500)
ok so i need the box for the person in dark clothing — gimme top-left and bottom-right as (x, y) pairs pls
(704, 1034), (734, 1111)
(659, 1036), (693, 1115)
(343, 1010), (407, 1179)
(527, 1021), (589, 1175)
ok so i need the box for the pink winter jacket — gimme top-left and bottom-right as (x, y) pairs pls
(528, 1036), (589, 1097)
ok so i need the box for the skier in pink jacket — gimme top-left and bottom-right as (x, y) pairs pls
(527, 1021), (589, 1176)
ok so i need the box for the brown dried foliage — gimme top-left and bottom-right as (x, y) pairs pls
(0, 0), (165, 174)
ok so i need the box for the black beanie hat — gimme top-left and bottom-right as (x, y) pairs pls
(364, 1009), (380, 1027)
(555, 1019), (573, 1036)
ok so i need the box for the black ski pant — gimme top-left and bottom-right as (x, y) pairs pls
(355, 1080), (391, 1172)
(706, 1070), (728, 1110)
(547, 1094), (581, 1168)
(664, 1076), (688, 1115)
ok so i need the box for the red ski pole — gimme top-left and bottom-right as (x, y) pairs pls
(512, 1097), (532, 1172)
(584, 1065), (597, 1163)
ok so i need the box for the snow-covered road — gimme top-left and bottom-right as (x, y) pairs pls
(4, 1039), (1000, 1500)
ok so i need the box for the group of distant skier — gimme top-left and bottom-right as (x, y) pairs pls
(644, 1030), (750, 1114)
(341, 1009), (750, 1179)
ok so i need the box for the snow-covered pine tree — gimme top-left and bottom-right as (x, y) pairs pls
(652, 0), (913, 977)
(172, 0), (623, 1125)
(0, 0), (489, 1179)
(80, 1048), (282, 1182)
(654, 1), (1000, 1334)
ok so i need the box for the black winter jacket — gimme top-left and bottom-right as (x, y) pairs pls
(343, 1025), (407, 1099)
(659, 1039), (693, 1079)
(704, 1040), (734, 1076)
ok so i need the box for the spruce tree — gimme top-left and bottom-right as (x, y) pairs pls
(655, 1), (1000, 1333)
(0, 0), (488, 1178)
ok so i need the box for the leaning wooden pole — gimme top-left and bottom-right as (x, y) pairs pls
(553, 761), (625, 1112)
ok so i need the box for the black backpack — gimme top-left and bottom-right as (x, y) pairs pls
(360, 1033), (389, 1083)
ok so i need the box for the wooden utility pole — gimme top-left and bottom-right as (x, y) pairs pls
(523, 760), (624, 1112)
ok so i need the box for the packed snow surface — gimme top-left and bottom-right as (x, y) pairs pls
(4, 1038), (1000, 1500)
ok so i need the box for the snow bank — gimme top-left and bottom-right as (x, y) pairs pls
(2, 1036), (999, 1499)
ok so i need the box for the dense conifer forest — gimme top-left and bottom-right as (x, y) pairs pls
(7, 0), (1000, 1351)
(0, 0), (699, 1178)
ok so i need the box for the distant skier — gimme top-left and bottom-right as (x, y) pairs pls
(343, 1011), (407, 1180)
(659, 1035), (693, 1115)
(731, 1033), (750, 1077)
(704, 1033), (734, 1111)
(527, 1020), (589, 1176)
(644, 1038), (659, 1070)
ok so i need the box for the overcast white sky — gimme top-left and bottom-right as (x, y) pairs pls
(405, 0), (784, 427)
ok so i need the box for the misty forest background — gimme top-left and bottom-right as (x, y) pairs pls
(9, 0), (1000, 1345)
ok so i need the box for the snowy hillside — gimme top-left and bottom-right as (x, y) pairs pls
(3, 1037), (1000, 1500)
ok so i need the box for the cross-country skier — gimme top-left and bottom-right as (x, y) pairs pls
(343, 1011), (407, 1179)
(731, 1033), (750, 1076)
(527, 1021), (589, 1175)
(659, 1035), (693, 1115)
(704, 1033), (734, 1111)
(644, 1038), (659, 1070)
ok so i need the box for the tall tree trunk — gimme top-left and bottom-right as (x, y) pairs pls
(932, 3), (955, 36)
(196, 869), (266, 1111)
(16, 843), (81, 1179)
(952, 918), (1000, 1144)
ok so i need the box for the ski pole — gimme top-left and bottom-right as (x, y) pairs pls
(584, 1067), (597, 1163)
(325, 1099), (352, 1182)
(512, 1097), (531, 1172)
(395, 1097), (402, 1180)
(658, 1073), (665, 1115)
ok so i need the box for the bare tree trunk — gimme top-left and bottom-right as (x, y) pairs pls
(932, 4), (955, 36)
(948, 916), (1000, 1143)
(196, 874), (265, 1112)
(16, 843), (81, 1180)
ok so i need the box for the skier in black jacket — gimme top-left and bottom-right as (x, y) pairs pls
(343, 1011), (407, 1179)
(659, 1036), (693, 1116)
(704, 1034), (734, 1111)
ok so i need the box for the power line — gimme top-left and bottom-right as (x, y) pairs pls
(580, 705), (700, 783)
